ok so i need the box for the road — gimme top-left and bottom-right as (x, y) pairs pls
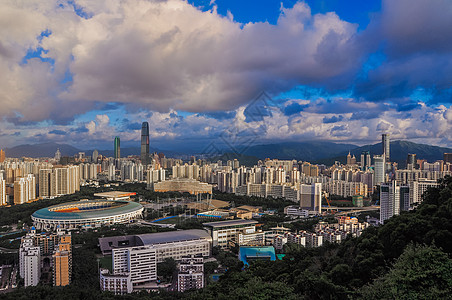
(330, 206), (380, 216)
(0, 247), (18, 254)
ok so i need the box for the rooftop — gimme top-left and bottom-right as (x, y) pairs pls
(32, 200), (143, 221)
(137, 229), (211, 245)
(98, 229), (211, 254)
(239, 246), (276, 265)
(235, 205), (262, 212)
(203, 219), (258, 228)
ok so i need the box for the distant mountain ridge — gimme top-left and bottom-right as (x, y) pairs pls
(343, 140), (452, 167)
(2, 142), (182, 158)
(240, 140), (451, 166)
(242, 141), (358, 162)
(2, 140), (451, 166)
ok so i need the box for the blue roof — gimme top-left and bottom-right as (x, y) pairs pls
(32, 200), (143, 221)
(239, 246), (276, 265)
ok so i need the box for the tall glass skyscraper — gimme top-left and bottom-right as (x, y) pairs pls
(360, 151), (371, 170)
(141, 122), (150, 165)
(114, 136), (120, 159)
(382, 133), (390, 162)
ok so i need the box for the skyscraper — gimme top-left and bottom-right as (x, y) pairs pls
(92, 150), (99, 163)
(54, 149), (61, 162)
(382, 133), (390, 162)
(0, 173), (6, 206)
(360, 151), (371, 170)
(39, 169), (52, 198)
(299, 183), (322, 214)
(114, 137), (120, 159)
(141, 122), (150, 165)
(0, 149), (5, 163)
(407, 153), (417, 169)
(373, 155), (385, 185)
(53, 234), (72, 286)
(444, 153), (452, 164)
(380, 181), (410, 224)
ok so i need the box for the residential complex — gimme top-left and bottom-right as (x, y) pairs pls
(19, 228), (72, 287)
(177, 255), (204, 292)
(380, 181), (410, 223)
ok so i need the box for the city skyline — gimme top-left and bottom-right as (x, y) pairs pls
(0, 0), (452, 150)
(2, 1), (452, 297)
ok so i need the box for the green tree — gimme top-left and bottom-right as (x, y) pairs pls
(359, 244), (452, 299)
(157, 258), (177, 282)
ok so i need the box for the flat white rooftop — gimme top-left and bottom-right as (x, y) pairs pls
(203, 219), (258, 228)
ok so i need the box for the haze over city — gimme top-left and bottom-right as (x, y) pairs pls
(1, 0), (452, 151)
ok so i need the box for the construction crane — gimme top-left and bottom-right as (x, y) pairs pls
(322, 191), (332, 209)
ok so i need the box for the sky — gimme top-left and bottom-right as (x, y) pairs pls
(1, 0), (452, 153)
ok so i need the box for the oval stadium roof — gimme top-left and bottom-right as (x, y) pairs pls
(32, 200), (143, 221)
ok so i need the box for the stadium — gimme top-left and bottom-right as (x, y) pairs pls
(31, 200), (144, 230)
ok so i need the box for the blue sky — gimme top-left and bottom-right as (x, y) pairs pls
(1, 0), (452, 152)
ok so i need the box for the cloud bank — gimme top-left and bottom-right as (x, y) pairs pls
(0, 0), (452, 149)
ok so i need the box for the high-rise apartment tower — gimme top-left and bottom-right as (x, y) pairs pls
(114, 137), (121, 159)
(382, 133), (390, 162)
(141, 122), (150, 165)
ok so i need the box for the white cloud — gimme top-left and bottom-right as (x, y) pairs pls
(0, 0), (365, 122)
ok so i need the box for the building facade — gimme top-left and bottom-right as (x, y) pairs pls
(203, 219), (258, 249)
(177, 255), (204, 292)
(113, 246), (157, 285)
(100, 269), (133, 295)
(380, 181), (410, 223)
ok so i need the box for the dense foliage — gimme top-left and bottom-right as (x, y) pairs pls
(213, 191), (295, 212)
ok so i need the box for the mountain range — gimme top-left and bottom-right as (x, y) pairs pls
(0, 142), (182, 159)
(234, 140), (452, 167)
(1, 140), (451, 167)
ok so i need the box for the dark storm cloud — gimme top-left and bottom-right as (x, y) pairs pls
(323, 115), (344, 123)
(284, 103), (308, 116)
(350, 111), (381, 120)
(198, 111), (236, 120)
(381, 0), (452, 56)
(49, 129), (66, 135)
(72, 126), (89, 133)
(353, 0), (452, 104)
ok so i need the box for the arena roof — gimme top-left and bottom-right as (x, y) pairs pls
(32, 200), (143, 221)
(136, 229), (211, 245)
(98, 229), (212, 254)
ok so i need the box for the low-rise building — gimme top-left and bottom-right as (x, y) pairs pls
(301, 231), (323, 247)
(203, 219), (258, 249)
(284, 205), (309, 218)
(99, 229), (212, 262)
(113, 246), (157, 285)
(237, 231), (266, 247)
(177, 255), (204, 292)
(99, 269), (133, 295)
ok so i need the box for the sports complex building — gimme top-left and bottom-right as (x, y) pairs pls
(31, 200), (144, 230)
